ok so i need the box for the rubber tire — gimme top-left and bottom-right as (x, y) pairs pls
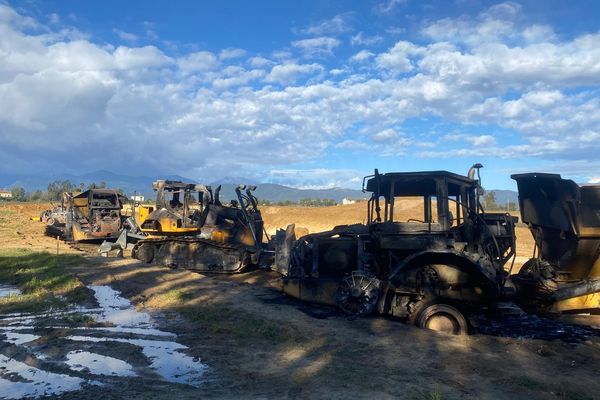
(46, 217), (55, 226)
(412, 303), (469, 335)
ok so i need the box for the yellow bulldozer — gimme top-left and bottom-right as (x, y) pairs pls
(132, 180), (268, 273)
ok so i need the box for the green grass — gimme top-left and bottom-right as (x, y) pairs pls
(0, 249), (93, 313)
(411, 389), (443, 400)
(179, 303), (305, 344)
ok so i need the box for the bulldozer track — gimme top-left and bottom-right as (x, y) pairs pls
(133, 236), (252, 273)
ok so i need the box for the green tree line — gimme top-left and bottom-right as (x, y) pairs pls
(3, 180), (120, 202)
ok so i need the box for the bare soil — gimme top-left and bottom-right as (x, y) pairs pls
(1, 202), (599, 400)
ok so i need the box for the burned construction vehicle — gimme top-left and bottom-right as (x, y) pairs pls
(275, 165), (517, 334)
(511, 173), (600, 315)
(63, 189), (128, 242)
(40, 202), (67, 227)
(132, 181), (267, 273)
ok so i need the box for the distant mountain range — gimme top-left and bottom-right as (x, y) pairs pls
(0, 170), (519, 204)
(0, 170), (368, 202)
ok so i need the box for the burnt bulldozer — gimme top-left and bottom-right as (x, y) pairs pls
(275, 165), (517, 334)
(63, 189), (128, 242)
(132, 181), (266, 273)
(511, 173), (600, 314)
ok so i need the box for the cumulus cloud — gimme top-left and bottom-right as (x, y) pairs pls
(375, 41), (423, 73)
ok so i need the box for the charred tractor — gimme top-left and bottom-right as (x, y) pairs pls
(64, 189), (128, 242)
(511, 173), (600, 315)
(132, 181), (267, 273)
(275, 165), (517, 334)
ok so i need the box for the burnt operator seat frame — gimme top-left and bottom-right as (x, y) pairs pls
(140, 180), (214, 235)
(278, 166), (516, 334)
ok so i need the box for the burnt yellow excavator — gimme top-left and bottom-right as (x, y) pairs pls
(132, 180), (268, 273)
(511, 173), (600, 315)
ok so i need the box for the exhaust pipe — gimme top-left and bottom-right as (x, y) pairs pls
(468, 163), (483, 181)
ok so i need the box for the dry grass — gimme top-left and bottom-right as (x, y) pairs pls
(1, 201), (536, 269)
(261, 201), (536, 267)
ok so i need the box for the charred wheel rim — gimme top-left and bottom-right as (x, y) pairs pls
(336, 271), (381, 317)
(416, 304), (468, 335)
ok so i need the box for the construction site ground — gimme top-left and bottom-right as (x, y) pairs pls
(1, 202), (600, 400)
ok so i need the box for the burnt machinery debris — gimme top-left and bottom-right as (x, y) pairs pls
(274, 165), (517, 334)
(63, 189), (129, 242)
(511, 173), (600, 315)
(132, 181), (268, 273)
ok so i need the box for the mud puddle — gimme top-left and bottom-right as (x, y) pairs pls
(0, 285), (21, 298)
(0, 285), (207, 398)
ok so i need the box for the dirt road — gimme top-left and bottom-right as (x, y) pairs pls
(1, 202), (599, 399)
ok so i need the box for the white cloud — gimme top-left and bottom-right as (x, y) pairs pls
(444, 134), (497, 147)
(299, 13), (353, 36)
(350, 32), (383, 46)
(113, 28), (138, 42)
(375, 41), (423, 73)
(268, 168), (364, 189)
(372, 128), (399, 142)
(213, 67), (265, 89)
(219, 48), (247, 60)
(374, 0), (406, 15)
(264, 63), (322, 85)
(589, 177), (600, 184)
(350, 50), (374, 63)
(292, 37), (341, 58)
(48, 13), (60, 24)
(248, 56), (272, 68)
(177, 51), (218, 73)
(113, 46), (171, 69)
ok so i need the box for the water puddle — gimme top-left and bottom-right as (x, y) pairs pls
(2, 331), (40, 345)
(65, 350), (136, 377)
(67, 336), (206, 385)
(0, 354), (89, 399)
(89, 285), (151, 327)
(0, 285), (21, 298)
(0, 284), (207, 397)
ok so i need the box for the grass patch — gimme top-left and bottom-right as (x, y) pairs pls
(179, 303), (305, 345)
(411, 389), (444, 400)
(145, 288), (195, 308)
(0, 248), (92, 313)
(63, 312), (96, 326)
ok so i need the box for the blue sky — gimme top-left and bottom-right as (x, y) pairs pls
(1, 0), (600, 189)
